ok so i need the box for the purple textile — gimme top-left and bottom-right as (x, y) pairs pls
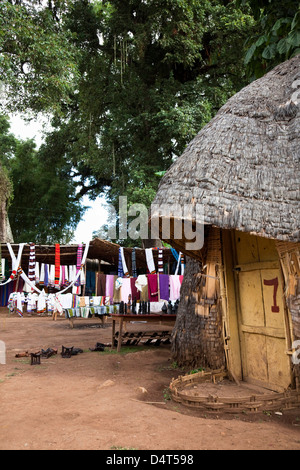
(159, 274), (169, 301)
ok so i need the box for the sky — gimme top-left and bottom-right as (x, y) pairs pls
(8, 114), (108, 244)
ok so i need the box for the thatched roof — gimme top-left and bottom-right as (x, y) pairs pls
(151, 55), (300, 254)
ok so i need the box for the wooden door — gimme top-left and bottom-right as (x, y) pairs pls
(234, 232), (291, 392)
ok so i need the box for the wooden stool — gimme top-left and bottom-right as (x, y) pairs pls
(61, 346), (73, 358)
(30, 353), (41, 366)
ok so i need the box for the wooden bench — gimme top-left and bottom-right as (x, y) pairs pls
(110, 314), (176, 352)
(113, 330), (172, 347)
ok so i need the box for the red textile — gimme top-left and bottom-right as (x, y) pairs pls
(55, 244), (60, 286)
(130, 277), (140, 301)
(147, 274), (158, 302)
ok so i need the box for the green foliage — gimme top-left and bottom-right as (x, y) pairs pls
(42, 0), (254, 217)
(0, 0), (79, 114)
(239, 0), (300, 78)
(0, 115), (83, 244)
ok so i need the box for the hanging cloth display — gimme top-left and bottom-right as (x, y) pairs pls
(120, 247), (130, 278)
(1, 258), (5, 281)
(132, 248), (137, 278)
(28, 243), (36, 282)
(158, 249), (164, 273)
(55, 244), (60, 287)
(175, 252), (182, 275)
(44, 264), (49, 287)
(118, 248), (124, 278)
(75, 244), (83, 287)
(159, 274), (169, 301)
(16, 292), (23, 317)
(7, 243), (40, 294)
(145, 248), (156, 274)
(180, 253), (185, 275)
(35, 262), (40, 284)
(147, 274), (158, 302)
(39, 264), (45, 286)
(6, 242), (90, 296)
(0, 243), (25, 287)
(59, 242), (90, 295)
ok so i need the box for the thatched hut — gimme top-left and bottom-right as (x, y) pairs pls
(151, 55), (300, 393)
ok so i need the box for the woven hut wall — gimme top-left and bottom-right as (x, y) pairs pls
(172, 227), (225, 369)
(276, 241), (300, 340)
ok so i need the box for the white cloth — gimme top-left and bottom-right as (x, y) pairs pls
(145, 248), (156, 274)
(37, 290), (46, 313)
(135, 275), (148, 292)
(1, 259), (5, 280)
(35, 262), (40, 283)
(115, 277), (123, 290)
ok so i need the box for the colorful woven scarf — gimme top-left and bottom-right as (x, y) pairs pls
(118, 248), (124, 277)
(132, 248), (137, 278)
(158, 249), (164, 273)
(75, 244), (83, 286)
(181, 253), (185, 275)
(55, 244), (60, 287)
(28, 243), (36, 282)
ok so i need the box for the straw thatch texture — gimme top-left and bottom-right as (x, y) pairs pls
(151, 55), (300, 251)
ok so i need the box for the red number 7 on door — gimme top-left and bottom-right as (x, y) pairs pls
(263, 278), (280, 313)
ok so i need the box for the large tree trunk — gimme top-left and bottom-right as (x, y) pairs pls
(171, 255), (225, 370)
(0, 166), (13, 243)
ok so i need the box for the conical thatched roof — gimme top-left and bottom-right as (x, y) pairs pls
(151, 55), (300, 254)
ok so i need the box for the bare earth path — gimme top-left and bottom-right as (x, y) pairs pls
(0, 311), (299, 451)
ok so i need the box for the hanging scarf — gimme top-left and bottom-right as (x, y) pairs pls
(40, 264), (45, 285)
(28, 243), (36, 282)
(145, 248), (156, 274)
(132, 248), (137, 278)
(1, 258), (5, 281)
(120, 247), (130, 277)
(55, 244), (60, 287)
(35, 262), (40, 284)
(9, 244), (25, 281)
(158, 249), (164, 273)
(175, 252), (182, 275)
(44, 264), (49, 287)
(118, 248), (124, 277)
(75, 244), (83, 286)
(181, 253), (185, 275)
(16, 292), (23, 317)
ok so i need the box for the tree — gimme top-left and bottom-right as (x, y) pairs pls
(41, 0), (254, 233)
(0, 0), (79, 114)
(0, 115), (82, 243)
(239, 0), (300, 78)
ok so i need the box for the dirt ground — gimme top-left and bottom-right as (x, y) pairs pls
(0, 309), (299, 451)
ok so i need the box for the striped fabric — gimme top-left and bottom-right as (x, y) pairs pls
(132, 248), (137, 278)
(28, 243), (36, 282)
(118, 248), (124, 277)
(55, 244), (60, 287)
(181, 253), (185, 275)
(158, 249), (164, 273)
(75, 244), (83, 286)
